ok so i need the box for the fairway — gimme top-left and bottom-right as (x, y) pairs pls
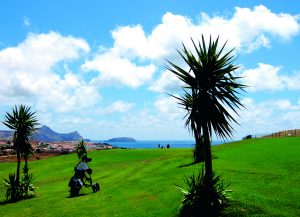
(0, 138), (299, 217)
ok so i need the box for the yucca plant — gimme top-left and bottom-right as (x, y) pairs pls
(75, 140), (87, 161)
(2, 105), (39, 201)
(20, 173), (37, 198)
(167, 35), (245, 185)
(177, 169), (231, 217)
(167, 35), (244, 216)
(3, 173), (19, 201)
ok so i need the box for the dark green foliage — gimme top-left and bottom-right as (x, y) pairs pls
(3, 174), (19, 201)
(75, 140), (87, 161)
(2, 105), (39, 201)
(3, 105), (38, 154)
(243, 135), (252, 140)
(3, 173), (36, 202)
(167, 35), (244, 185)
(177, 169), (231, 217)
(20, 172), (36, 198)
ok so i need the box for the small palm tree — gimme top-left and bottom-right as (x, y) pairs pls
(167, 35), (245, 186)
(76, 140), (87, 161)
(3, 105), (39, 200)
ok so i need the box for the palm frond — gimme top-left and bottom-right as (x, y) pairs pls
(166, 35), (245, 140)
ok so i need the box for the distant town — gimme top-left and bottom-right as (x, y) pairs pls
(0, 125), (114, 162)
(0, 140), (113, 162)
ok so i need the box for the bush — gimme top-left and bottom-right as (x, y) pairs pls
(20, 173), (37, 198)
(3, 173), (19, 201)
(177, 169), (231, 217)
(3, 173), (37, 202)
(243, 135), (252, 140)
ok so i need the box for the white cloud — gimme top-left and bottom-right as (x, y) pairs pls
(81, 5), (299, 90)
(23, 17), (31, 27)
(82, 52), (156, 88)
(234, 98), (300, 138)
(106, 5), (299, 61)
(241, 63), (300, 92)
(0, 32), (99, 112)
(148, 70), (183, 93)
(108, 101), (135, 113)
(153, 95), (182, 119)
(104, 5), (299, 92)
(273, 99), (300, 110)
(94, 100), (135, 115)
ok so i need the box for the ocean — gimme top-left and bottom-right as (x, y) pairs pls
(97, 140), (229, 149)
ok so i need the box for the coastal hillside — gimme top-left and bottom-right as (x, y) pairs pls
(106, 137), (136, 142)
(263, 129), (300, 138)
(0, 137), (299, 216)
(0, 125), (83, 142)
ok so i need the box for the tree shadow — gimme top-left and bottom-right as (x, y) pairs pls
(178, 154), (219, 168)
(0, 200), (18, 205)
(178, 161), (200, 168)
(0, 195), (35, 205)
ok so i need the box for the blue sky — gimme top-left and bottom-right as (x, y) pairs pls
(0, 0), (300, 140)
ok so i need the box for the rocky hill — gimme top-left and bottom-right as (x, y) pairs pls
(106, 137), (136, 142)
(0, 130), (13, 140)
(0, 125), (83, 142)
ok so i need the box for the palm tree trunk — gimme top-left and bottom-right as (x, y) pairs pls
(15, 150), (21, 199)
(203, 130), (213, 187)
(194, 134), (205, 162)
(16, 151), (21, 185)
(24, 159), (29, 175)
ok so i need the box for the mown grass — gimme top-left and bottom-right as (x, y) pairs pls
(0, 137), (299, 217)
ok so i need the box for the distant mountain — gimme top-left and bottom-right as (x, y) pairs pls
(0, 125), (83, 142)
(0, 130), (13, 140)
(106, 137), (136, 142)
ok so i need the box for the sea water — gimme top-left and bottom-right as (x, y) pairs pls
(98, 140), (228, 149)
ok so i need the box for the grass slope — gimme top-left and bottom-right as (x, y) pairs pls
(0, 138), (299, 217)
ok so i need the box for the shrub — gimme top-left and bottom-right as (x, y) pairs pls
(76, 140), (87, 161)
(3, 173), (19, 201)
(3, 172), (37, 202)
(177, 169), (231, 217)
(20, 173), (37, 199)
(243, 135), (252, 140)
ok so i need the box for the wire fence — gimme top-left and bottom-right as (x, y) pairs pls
(244, 129), (300, 139)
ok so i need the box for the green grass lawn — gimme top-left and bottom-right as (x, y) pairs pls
(0, 137), (299, 217)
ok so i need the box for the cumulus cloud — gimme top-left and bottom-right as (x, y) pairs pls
(81, 5), (299, 91)
(148, 70), (183, 93)
(111, 5), (299, 59)
(133, 5), (298, 93)
(234, 98), (300, 138)
(82, 52), (156, 88)
(93, 100), (135, 115)
(241, 63), (300, 91)
(83, 5), (300, 90)
(154, 95), (182, 117)
(0, 32), (99, 112)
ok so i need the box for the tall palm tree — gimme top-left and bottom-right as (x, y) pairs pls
(166, 35), (245, 185)
(3, 105), (39, 191)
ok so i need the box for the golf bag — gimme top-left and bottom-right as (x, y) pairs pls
(68, 164), (100, 196)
